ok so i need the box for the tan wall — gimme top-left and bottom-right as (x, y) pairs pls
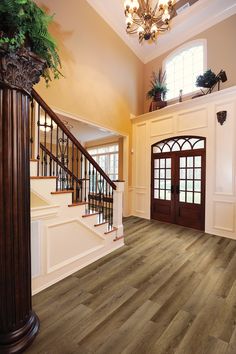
(144, 15), (236, 113)
(35, 0), (143, 137)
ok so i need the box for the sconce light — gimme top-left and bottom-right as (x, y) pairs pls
(216, 111), (227, 125)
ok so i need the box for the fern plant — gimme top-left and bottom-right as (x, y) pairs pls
(0, 0), (62, 84)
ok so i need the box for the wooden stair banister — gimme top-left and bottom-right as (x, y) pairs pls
(31, 89), (116, 227)
(32, 89), (116, 190)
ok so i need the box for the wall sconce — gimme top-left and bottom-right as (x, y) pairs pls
(217, 111), (227, 125)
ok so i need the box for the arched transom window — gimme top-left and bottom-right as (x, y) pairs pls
(153, 136), (205, 154)
(163, 39), (206, 100)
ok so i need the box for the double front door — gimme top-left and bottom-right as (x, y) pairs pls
(151, 137), (206, 230)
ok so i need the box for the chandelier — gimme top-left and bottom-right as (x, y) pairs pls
(124, 0), (175, 43)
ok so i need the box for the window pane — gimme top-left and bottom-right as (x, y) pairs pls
(154, 190), (159, 199)
(187, 180), (193, 191)
(154, 159), (159, 168)
(194, 181), (201, 192)
(166, 169), (171, 179)
(154, 169), (159, 178)
(180, 180), (185, 190)
(166, 190), (171, 200)
(154, 180), (159, 189)
(180, 192), (185, 202)
(166, 158), (171, 168)
(194, 193), (201, 204)
(187, 192), (193, 203)
(194, 156), (201, 167)
(165, 42), (204, 100)
(187, 157), (193, 167)
(195, 168), (201, 179)
(160, 169), (165, 178)
(166, 180), (171, 190)
(180, 157), (186, 167)
(160, 190), (165, 199)
(160, 180), (165, 189)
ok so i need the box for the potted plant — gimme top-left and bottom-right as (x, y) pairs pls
(147, 70), (168, 111)
(195, 69), (218, 96)
(0, 1), (61, 352)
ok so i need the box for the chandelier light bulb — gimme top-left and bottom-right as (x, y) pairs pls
(151, 24), (158, 33)
(124, 0), (131, 10)
(132, 0), (139, 11)
(162, 9), (170, 22)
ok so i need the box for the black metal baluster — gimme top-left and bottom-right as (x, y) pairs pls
(49, 117), (53, 176)
(37, 102), (40, 176)
(56, 126), (59, 191)
(30, 99), (34, 160)
(44, 111), (47, 176)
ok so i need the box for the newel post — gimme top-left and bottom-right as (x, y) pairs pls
(113, 181), (125, 237)
(0, 49), (45, 353)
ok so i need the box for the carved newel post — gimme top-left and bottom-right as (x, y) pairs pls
(0, 49), (45, 353)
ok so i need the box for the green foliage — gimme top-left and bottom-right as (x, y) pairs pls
(146, 70), (168, 100)
(196, 69), (217, 88)
(0, 0), (62, 84)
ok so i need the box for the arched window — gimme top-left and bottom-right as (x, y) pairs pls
(152, 136), (205, 153)
(163, 39), (207, 101)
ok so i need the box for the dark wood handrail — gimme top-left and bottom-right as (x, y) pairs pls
(32, 89), (116, 190)
(40, 143), (82, 185)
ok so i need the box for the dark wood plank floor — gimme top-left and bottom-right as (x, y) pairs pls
(27, 217), (236, 354)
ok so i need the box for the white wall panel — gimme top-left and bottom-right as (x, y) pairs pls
(135, 123), (147, 187)
(177, 108), (208, 132)
(215, 102), (235, 195)
(150, 116), (174, 137)
(214, 201), (235, 232)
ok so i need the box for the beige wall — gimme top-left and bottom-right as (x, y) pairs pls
(144, 14), (236, 113)
(35, 0), (144, 137)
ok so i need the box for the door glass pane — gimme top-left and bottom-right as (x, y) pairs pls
(166, 158), (171, 168)
(166, 180), (171, 190)
(160, 190), (165, 199)
(154, 180), (159, 189)
(180, 191), (185, 202)
(194, 181), (201, 192)
(160, 180), (165, 189)
(187, 180), (193, 191)
(187, 192), (193, 203)
(187, 169), (193, 179)
(194, 168), (201, 179)
(187, 156), (193, 167)
(154, 169), (159, 178)
(160, 159), (165, 168)
(180, 169), (186, 179)
(154, 189), (159, 199)
(194, 156), (201, 167)
(194, 192), (201, 204)
(180, 180), (185, 190)
(166, 190), (171, 200)
(154, 159), (159, 168)
(166, 169), (171, 179)
(180, 157), (186, 167)
(160, 169), (165, 178)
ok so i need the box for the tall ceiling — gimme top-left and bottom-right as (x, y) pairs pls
(87, 0), (236, 63)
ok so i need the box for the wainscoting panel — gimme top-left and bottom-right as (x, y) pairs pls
(150, 116), (174, 137)
(47, 219), (103, 273)
(135, 123), (147, 188)
(213, 201), (235, 232)
(215, 102), (235, 195)
(177, 107), (208, 132)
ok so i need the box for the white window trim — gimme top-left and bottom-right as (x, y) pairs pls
(162, 39), (207, 102)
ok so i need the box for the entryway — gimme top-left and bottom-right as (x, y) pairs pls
(151, 136), (206, 230)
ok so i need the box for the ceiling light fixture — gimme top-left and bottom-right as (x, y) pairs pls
(124, 0), (175, 43)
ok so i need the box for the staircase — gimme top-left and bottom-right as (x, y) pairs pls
(30, 90), (124, 294)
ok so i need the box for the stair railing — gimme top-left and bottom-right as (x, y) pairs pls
(30, 89), (116, 227)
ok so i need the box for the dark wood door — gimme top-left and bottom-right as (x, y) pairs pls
(151, 137), (206, 230)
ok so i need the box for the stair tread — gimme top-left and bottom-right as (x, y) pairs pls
(68, 202), (88, 207)
(31, 176), (57, 179)
(82, 212), (100, 218)
(104, 227), (118, 235)
(51, 190), (73, 194)
(94, 221), (108, 227)
(113, 235), (124, 242)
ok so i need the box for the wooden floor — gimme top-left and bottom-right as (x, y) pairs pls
(27, 217), (236, 354)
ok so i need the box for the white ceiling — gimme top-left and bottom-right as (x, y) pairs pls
(86, 0), (236, 63)
(58, 114), (119, 143)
